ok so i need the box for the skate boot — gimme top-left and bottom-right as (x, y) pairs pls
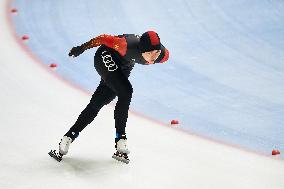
(112, 134), (130, 164)
(59, 136), (73, 155)
(49, 132), (79, 162)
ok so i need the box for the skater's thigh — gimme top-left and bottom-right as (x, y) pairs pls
(104, 70), (133, 96)
(94, 46), (121, 81)
(89, 79), (116, 107)
(94, 46), (132, 95)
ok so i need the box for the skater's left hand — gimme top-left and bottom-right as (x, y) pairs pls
(69, 46), (84, 57)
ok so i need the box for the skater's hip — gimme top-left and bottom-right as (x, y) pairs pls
(94, 46), (133, 80)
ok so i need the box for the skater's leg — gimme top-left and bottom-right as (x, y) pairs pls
(65, 80), (116, 140)
(104, 71), (133, 137)
(93, 46), (133, 138)
(53, 82), (115, 158)
(95, 46), (132, 158)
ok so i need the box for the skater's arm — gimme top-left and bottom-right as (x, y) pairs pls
(68, 34), (127, 57)
(82, 34), (127, 56)
(154, 44), (169, 63)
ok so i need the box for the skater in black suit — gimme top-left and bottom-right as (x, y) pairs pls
(49, 31), (169, 163)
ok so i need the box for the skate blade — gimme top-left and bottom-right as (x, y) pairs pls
(117, 149), (130, 154)
(112, 153), (130, 164)
(48, 150), (63, 162)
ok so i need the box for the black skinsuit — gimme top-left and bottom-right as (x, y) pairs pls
(65, 34), (169, 140)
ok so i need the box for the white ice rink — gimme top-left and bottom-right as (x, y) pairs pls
(1, 0), (284, 188)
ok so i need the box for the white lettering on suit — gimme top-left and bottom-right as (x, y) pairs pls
(101, 51), (118, 71)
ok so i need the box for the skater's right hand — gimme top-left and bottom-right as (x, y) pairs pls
(68, 46), (85, 57)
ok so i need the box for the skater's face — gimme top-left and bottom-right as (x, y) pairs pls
(142, 50), (161, 64)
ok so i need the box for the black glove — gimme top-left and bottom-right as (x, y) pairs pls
(68, 46), (85, 57)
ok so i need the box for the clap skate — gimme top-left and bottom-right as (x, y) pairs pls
(112, 135), (130, 164)
(49, 135), (73, 162)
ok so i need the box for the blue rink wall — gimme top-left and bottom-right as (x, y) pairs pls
(10, 0), (284, 157)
